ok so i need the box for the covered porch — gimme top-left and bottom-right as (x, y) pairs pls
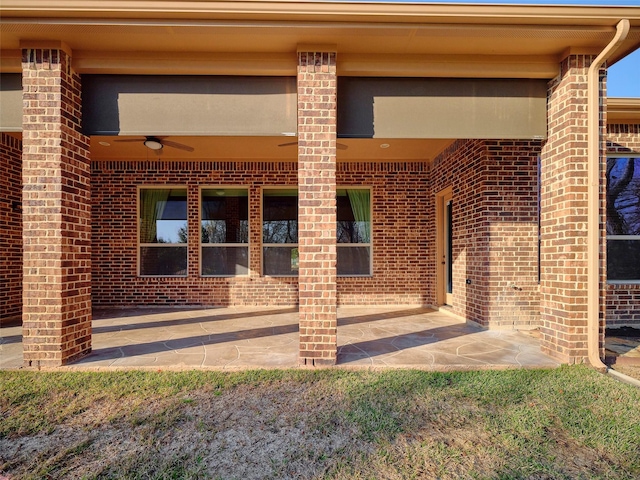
(2, 2), (639, 370)
(0, 306), (558, 370)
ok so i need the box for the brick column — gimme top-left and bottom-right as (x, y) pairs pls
(22, 44), (92, 367)
(297, 50), (338, 366)
(540, 54), (603, 363)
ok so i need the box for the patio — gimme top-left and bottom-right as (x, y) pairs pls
(1, 306), (559, 370)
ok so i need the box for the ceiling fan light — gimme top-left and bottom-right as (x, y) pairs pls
(144, 139), (163, 150)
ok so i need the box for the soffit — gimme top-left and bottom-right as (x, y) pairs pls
(1, 2), (640, 75)
(4, 130), (453, 162)
(85, 135), (454, 162)
(0, 22), (627, 56)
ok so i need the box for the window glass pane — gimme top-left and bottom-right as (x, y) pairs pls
(263, 246), (299, 276)
(607, 240), (640, 282)
(140, 189), (187, 244)
(337, 246), (371, 276)
(201, 189), (248, 243)
(337, 189), (370, 243)
(202, 247), (249, 276)
(263, 220), (298, 243)
(607, 157), (640, 235)
(140, 246), (187, 276)
(607, 157), (640, 281)
(263, 189), (298, 243)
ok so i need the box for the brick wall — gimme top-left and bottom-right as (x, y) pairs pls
(337, 162), (431, 305)
(606, 123), (640, 327)
(431, 140), (488, 323)
(430, 139), (541, 328)
(484, 141), (541, 329)
(0, 133), (22, 324)
(92, 161), (300, 306)
(22, 47), (92, 366)
(91, 149), (542, 330)
(539, 54), (601, 363)
(92, 162), (434, 307)
(606, 287), (640, 326)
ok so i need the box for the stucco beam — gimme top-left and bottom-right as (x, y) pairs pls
(339, 54), (560, 79)
(0, 50), (21, 73)
(1, 49), (561, 78)
(74, 51), (296, 76)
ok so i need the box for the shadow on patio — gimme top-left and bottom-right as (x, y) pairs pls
(1, 306), (559, 370)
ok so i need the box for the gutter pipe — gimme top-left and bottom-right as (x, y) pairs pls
(587, 19), (630, 371)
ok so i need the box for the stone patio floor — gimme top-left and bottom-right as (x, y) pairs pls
(1, 306), (560, 370)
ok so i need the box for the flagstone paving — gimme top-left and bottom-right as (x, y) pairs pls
(1, 306), (560, 370)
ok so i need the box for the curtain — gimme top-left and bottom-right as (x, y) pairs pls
(347, 189), (371, 243)
(140, 189), (170, 243)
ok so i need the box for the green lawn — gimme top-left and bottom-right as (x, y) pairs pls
(1, 366), (639, 479)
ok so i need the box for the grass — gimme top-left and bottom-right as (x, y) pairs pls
(1, 366), (639, 479)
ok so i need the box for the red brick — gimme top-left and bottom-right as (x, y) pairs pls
(297, 50), (338, 366)
(0, 133), (23, 324)
(21, 46), (92, 367)
(539, 54), (603, 363)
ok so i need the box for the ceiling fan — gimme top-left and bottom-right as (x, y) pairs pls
(278, 140), (348, 150)
(113, 136), (194, 154)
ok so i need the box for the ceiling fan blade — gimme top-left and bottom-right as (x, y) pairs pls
(161, 139), (194, 152)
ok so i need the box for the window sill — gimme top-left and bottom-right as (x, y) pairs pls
(138, 275), (188, 278)
(201, 274), (250, 278)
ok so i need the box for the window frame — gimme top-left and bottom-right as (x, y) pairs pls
(336, 186), (373, 277)
(137, 185), (189, 277)
(199, 186), (250, 277)
(606, 154), (640, 285)
(260, 186), (373, 277)
(261, 186), (299, 277)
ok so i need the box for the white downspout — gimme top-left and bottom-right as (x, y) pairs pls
(587, 19), (630, 370)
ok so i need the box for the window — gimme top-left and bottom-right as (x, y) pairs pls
(201, 188), (249, 276)
(139, 188), (188, 276)
(262, 188), (298, 276)
(261, 187), (372, 276)
(337, 188), (372, 276)
(606, 156), (640, 283)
